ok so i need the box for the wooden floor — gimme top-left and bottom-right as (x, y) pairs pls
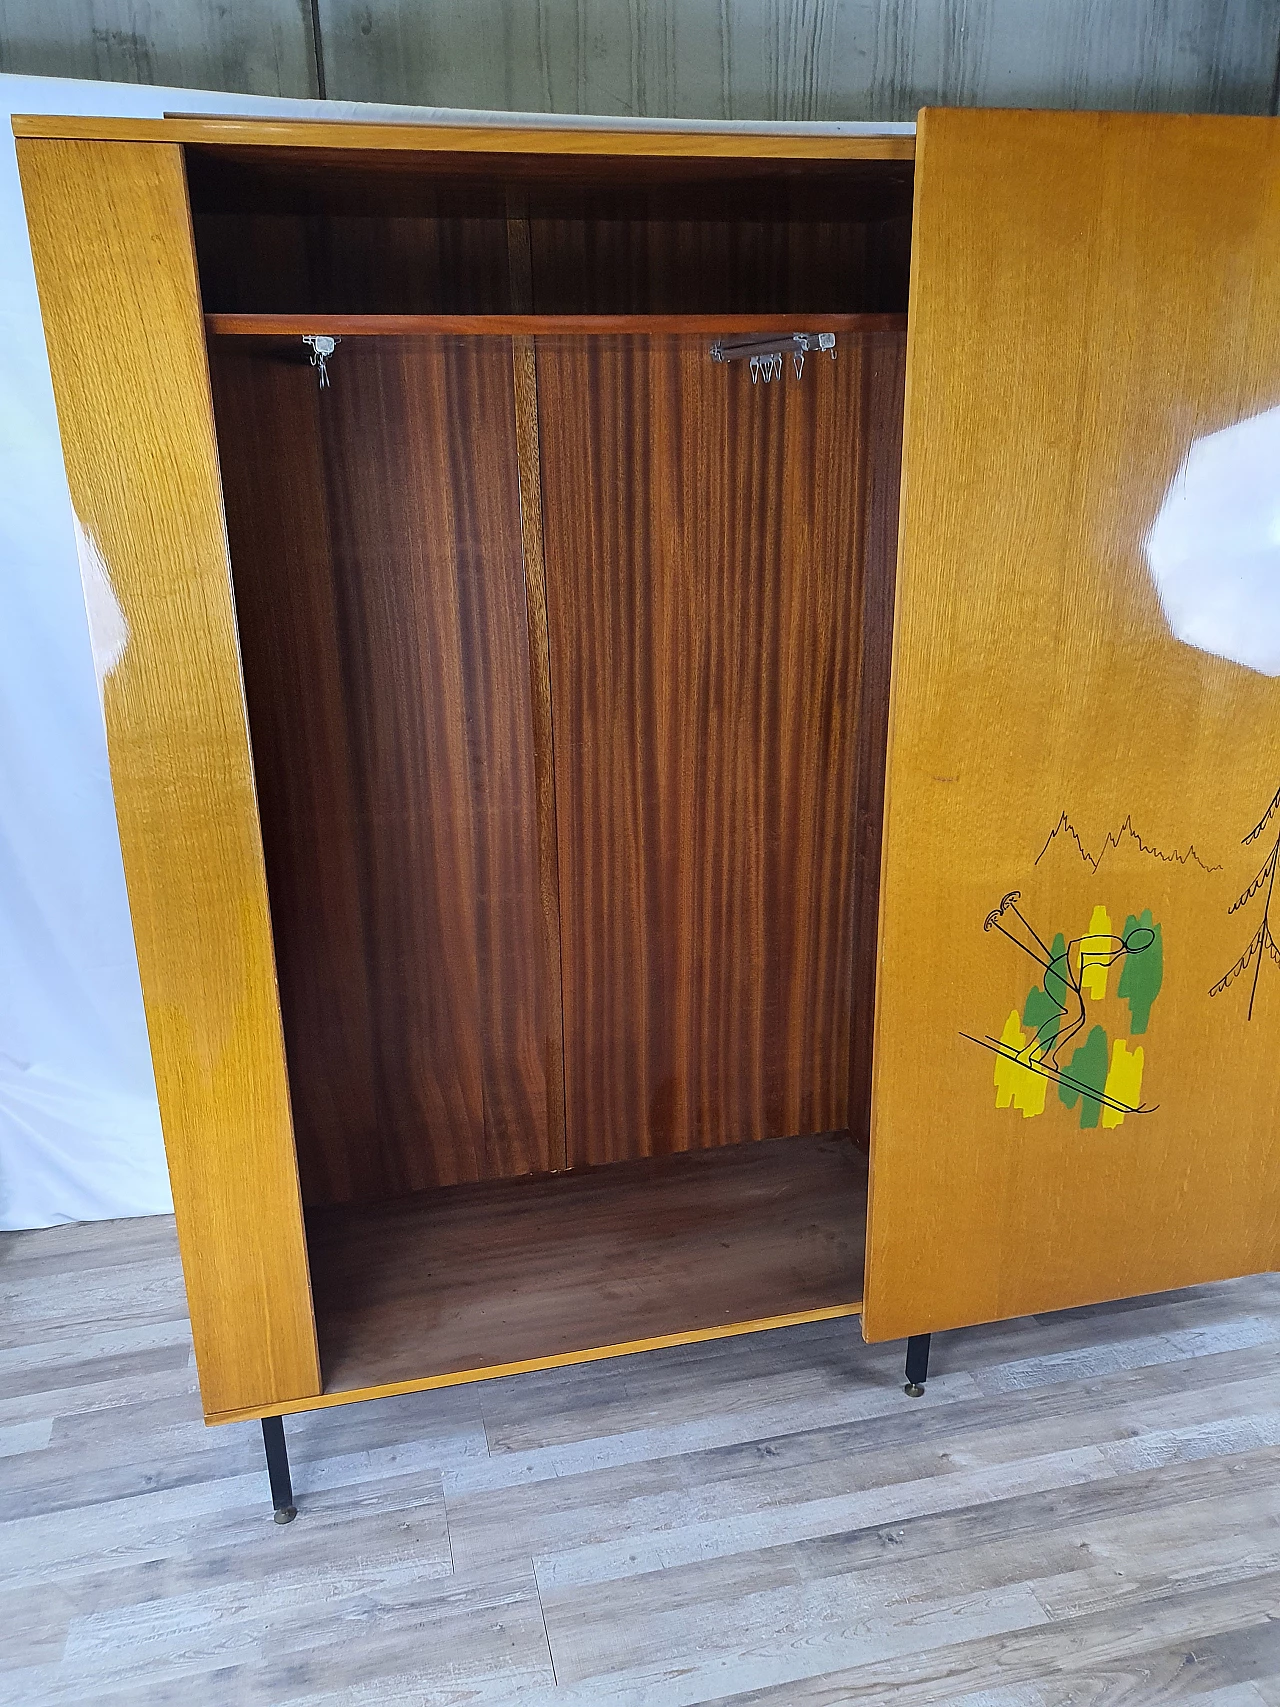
(3, 1217), (1280, 1706)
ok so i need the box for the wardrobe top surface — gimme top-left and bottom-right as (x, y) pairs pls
(10, 112), (917, 162)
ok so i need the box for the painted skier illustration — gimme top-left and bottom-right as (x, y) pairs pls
(963, 889), (1162, 1128)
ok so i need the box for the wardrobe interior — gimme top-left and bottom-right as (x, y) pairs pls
(189, 140), (915, 1392)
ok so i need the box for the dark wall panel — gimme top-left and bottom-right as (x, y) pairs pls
(0, 0), (319, 96)
(313, 0), (1280, 119)
(5, 1), (1275, 117)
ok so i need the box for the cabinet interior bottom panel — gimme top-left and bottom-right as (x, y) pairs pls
(305, 1131), (866, 1397)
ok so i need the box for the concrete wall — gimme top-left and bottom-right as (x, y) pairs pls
(2, 0), (1277, 117)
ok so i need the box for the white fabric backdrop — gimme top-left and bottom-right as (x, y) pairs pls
(0, 71), (909, 1229)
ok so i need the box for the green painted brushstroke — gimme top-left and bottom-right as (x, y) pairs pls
(1022, 931), (1067, 1061)
(1059, 1024), (1109, 1129)
(1022, 982), (1060, 1060)
(1117, 909), (1162, 1035)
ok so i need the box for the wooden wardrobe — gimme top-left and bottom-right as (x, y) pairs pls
(17, 110), (1280, 1441)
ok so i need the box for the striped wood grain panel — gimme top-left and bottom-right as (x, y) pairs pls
(208, 336), (557, 1201)
(180, 129), (913, 319)
(206, 349), (378, 1204)
(15, 138), (321, 1417)
(191, 210), (911, 319)
(524, 208), (911, 315)
(192, 208), (515, 317)
(537, 328), (905, 1166)
(510, 336), (569, 1174)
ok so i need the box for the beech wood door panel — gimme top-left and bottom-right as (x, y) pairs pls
(538, 329), (905, 1167)
(17, 139), (320, 1418)
(864, 109), (1280, 1341)
(210, 336), (560, 1202)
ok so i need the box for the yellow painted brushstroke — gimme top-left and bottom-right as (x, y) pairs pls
(1101, 1037), (1144, 1129)
(993, 1008), (1047, 1118)
(1079, 903), (1113, 1001)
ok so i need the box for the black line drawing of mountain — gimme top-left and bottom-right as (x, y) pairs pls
(1034, 811), (1220, 875)
(1209, 782), (1280, 1021)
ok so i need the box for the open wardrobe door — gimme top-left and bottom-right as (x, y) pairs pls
(862, 108), (1280, 1341)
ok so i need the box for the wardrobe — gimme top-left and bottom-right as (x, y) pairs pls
(17, 107), (1280, 1512)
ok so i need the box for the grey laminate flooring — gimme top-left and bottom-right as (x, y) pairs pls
(3, 1214), (1279, 1705)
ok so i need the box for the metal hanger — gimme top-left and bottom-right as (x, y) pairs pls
(709, 332), (836, 384)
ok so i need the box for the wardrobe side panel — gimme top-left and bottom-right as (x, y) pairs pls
(540, 330), (897, 1167)
(17, 139), (321, 1416)
(846, 336), (907, 1143)
(205, 348), (382, 1205)
(864, 109), (1280, 1342)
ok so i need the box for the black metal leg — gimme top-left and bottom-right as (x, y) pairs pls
(904, 1333), (931, 1397)
(262, 1415), (297, 1522)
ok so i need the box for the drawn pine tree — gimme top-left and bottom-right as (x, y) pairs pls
(1210, 782), (1280, 1021)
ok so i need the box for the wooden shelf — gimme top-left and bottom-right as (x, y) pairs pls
(205, 312), (906, 340)
(300, 1132), (866, 1410)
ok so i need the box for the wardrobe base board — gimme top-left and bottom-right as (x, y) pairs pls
(206, 1133), (867, 1424)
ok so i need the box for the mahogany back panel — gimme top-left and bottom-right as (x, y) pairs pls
(526, 213), (911, 316)
(188, 162), (913, 319)
(537, 329), (906, 1167)
(194, 211), (910, 317)
(210, 336), (558, 1203)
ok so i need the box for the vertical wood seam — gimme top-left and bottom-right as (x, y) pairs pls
(506, 202), (534, 314)
(512, 333), (569, 1171)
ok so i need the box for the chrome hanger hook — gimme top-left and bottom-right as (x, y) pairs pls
(712, 332), (835, 386)
(302, 334), (339, 389)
